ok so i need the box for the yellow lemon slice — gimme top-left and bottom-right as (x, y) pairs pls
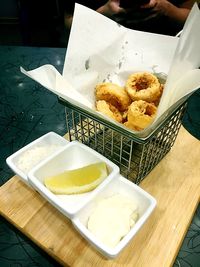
(44, 162), (108, 194)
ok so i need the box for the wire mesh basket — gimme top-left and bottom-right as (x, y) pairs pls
(59, 97), (187, 184)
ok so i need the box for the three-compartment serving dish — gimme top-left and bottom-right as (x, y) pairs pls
(6, 132), (156, 258)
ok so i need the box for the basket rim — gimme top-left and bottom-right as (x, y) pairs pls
(59, 96), (187, 144)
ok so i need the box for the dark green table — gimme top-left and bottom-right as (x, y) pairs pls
(0, 46), (199, 267)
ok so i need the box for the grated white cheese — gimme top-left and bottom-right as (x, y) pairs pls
(16, 145), (62, 174)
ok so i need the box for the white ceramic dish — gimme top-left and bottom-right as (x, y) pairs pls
(28, 141), (119, 219)
(6, 132), (69, 185)
(7, 132), (156, 259)
(72, 175), (157, 259)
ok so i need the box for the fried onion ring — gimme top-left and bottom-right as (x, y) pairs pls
(124, 100), (157, 131)
(96, 100), (123, 123)
(96, 82), (131, 112)
(125, 72), (161, 103)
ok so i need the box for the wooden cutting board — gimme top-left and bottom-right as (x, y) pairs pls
(0, 126), (200, 267)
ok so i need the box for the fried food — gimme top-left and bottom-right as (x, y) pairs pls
(96, 82), (131, 112)
(124, 100), (157, 131)
(96, 100), (123, 123)
(125, 72), (162, 103)
(95, 72), (164, 131)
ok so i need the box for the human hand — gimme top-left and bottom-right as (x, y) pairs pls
(141, 0), (193, 23)
(108, 0), (124, 13)
(120, 0), (150, 9)
(141, 0), (171, 16)
(98, 0), (125, 16)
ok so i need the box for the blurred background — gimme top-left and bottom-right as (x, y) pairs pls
(0, 0), (68, 47)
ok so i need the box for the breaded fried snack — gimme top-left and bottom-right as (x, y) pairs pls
(96, 100), (123, 123)
(124, 100), (157, 131)
(125, 72), (162, 103)
(96, 82), (131, 112)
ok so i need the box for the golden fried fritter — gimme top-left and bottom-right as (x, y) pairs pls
(124, 100), (157, 131)
(125, 72), (162, 104)
(96, 100), (123, 123)
(96, 82), (131, 112)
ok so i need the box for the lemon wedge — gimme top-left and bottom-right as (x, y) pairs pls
(44, 162), (108, 194)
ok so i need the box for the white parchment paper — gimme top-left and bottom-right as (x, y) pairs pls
(21, 3), (200, 137)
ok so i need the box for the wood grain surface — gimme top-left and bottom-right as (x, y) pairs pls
(0, 126), (200, 267)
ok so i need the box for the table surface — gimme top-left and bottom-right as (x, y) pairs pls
(0, 45), (200, 267)
(0, 126), (200, 267)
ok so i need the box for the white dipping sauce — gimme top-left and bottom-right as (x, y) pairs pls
(87, 194), (138, 248)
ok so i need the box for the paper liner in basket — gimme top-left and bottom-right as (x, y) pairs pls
(21, 3), (200, 137)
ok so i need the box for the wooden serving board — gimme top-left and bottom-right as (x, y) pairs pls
(0, 126), (200, 267)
